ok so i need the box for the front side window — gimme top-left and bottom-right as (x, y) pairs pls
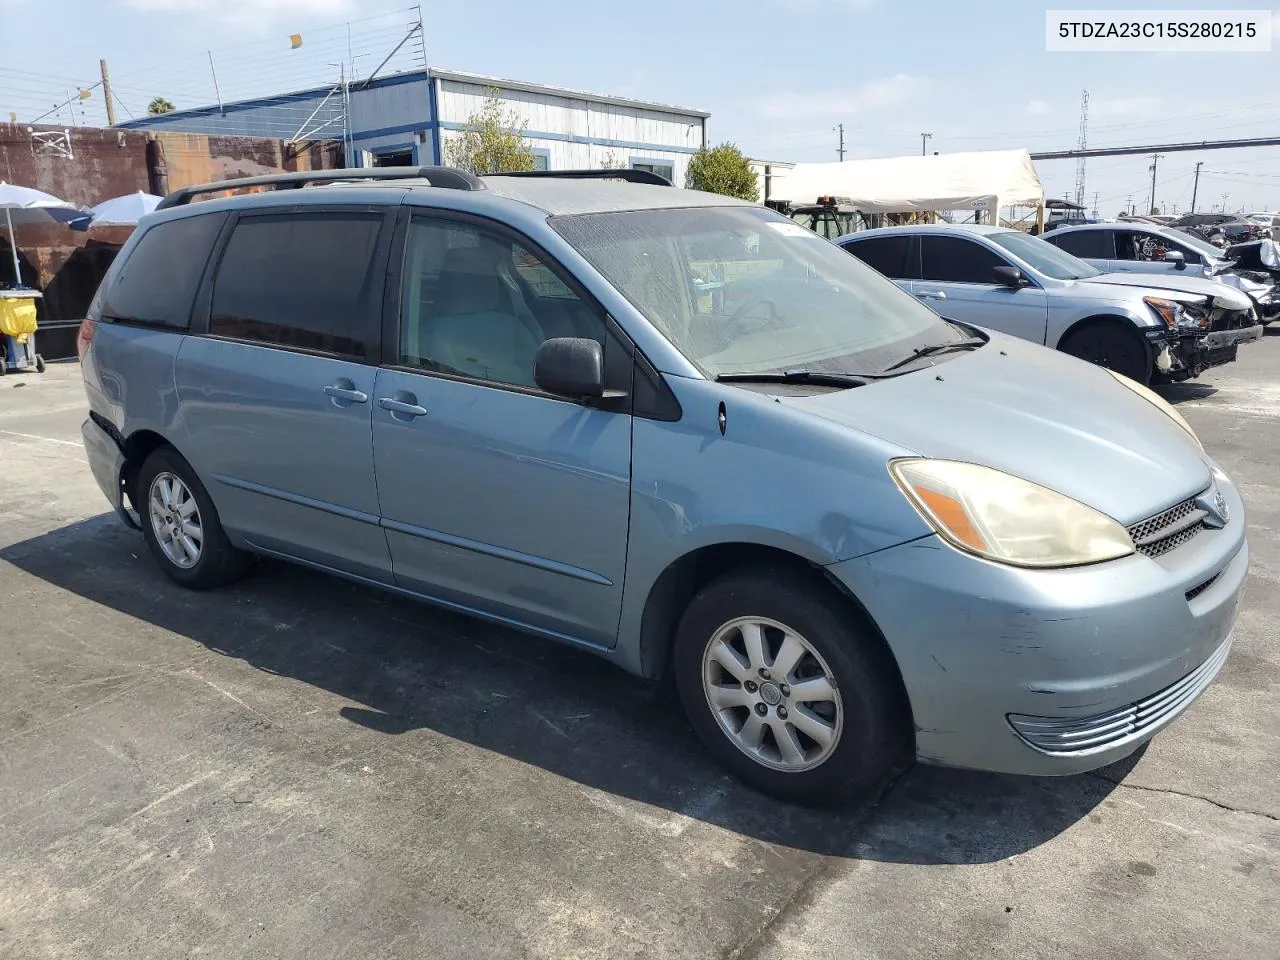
(209, 212), (383, 358)
(919, 235), (1007, 284)
(399, 217), (606, 388)
(552, 205), (963, 379)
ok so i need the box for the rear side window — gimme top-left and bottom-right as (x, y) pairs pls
(100, 213), (226, 328)
(1050, 230), (1114, 259)
(844, 235), (917, 279)
(209, 212), (384, 358)
(919, 236), (1006, 284)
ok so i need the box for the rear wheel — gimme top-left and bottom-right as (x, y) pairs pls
(1060, 320), (1151, 384)
(673, 567), (910, 806)
(137, 447), (252, 589)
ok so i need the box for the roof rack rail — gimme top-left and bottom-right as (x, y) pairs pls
(155, 166), (485, 210)
(492, 168), (674, 187)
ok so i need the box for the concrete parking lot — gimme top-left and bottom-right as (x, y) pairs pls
(1, 341), (1277, 960)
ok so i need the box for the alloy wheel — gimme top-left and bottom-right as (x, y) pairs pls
(148, 471), (203, 569)
(701, 616), (843, 772)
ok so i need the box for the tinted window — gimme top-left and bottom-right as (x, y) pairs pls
(399, 217), (606, 388)
(1050, 230), (1115, 259)
(844, 235), (916, 279)
(101, 213), (226, 328)
(210, 213), (383, 358)
(919, 235), (1007, 283)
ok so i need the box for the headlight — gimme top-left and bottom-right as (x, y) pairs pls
(1106, 368), (1203, 451)
(1144, 296), (1184, 329)
(889, 459), (1135, 568)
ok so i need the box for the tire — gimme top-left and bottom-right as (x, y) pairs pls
(1059, 320), (1151, 384)
(34, 355), (45, 373)
(137, 446), (252, 590)
(0, 357), (7, 376)
(673, 567), (910, 806)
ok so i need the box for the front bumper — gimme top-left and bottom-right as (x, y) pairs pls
(1162, 323), (1263, 377)
(828, 471), (1247, 776)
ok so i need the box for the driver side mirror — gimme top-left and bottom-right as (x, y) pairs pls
(534, 337), (628, 407)
(992, 265), (1029, 288)
(1164, 250), (1186, 270)
(535, 337), (604, 399)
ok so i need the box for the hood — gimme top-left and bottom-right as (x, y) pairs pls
(1085, 272), (1251, 311)
(777, 335), (1210, 525)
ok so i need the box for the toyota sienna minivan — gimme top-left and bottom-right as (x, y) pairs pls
(79, 167), (1246, 804)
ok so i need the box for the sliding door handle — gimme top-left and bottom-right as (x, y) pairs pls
(379, 397), (428, 418)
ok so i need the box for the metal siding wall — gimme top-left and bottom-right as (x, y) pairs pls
(348, 77), (431, 139)
(435, 78), (702, 168)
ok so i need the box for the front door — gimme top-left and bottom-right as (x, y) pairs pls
(176, 208), (394, 582)
(371, 213), (633, 646)
(917, 235), (1049, 343)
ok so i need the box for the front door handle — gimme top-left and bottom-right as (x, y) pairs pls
(915, 290), (947, 300)
(323, 381), (369, 405)
(379, 396), (428, 419)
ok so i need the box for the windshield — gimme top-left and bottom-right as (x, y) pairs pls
(551, 205), (966, 378)
(987, 230), (1100, 280)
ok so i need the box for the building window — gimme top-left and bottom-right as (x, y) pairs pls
(531, 148), (550, 171)
(630, 158), (675, 183)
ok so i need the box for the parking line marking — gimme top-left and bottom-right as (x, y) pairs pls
(0, 428), (82, 447)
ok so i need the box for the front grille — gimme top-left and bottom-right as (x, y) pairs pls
(1008, 636), (1233, 755)
(1127, 496), (1207, 558)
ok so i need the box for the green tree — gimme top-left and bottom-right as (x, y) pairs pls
(598, 152), (627, 170)
(686, 142), (759, 201)
(147, 97), (175, 116)
(443, 88), (535, 175)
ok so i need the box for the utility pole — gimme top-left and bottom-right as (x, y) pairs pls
(1092, 190), (1099, 216)
(1147, 153), (1162, 215)
(99, 59), (116, 127)
(921, 132), (932, 156)
(835, 123), (845, 162)
(1126, 194), (1134, 215)
(1190, 161), (1203, 212)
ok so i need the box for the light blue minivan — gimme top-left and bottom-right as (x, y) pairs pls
(79, 168), (1246, 804)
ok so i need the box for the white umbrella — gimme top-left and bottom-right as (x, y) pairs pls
(0, 182), (90, 287)
(89, 190), (162, 227)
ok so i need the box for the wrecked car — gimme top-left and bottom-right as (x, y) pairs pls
(838, 223), (1262, 384)
(1043, 223), (1280, 324)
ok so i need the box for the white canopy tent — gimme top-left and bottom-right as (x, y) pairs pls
(768, 149), (1045, 224)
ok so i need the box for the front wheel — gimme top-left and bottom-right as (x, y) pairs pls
(673, 567), (910, 806)
(1059, 321), (1151, 384)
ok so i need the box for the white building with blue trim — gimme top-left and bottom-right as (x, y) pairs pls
(119, 68), (709, 184)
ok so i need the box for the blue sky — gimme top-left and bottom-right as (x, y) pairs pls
(3, 0), (1280, 212)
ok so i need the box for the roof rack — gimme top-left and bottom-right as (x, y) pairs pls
(492, 168), (674, 187)
(155, 166), (485, 210)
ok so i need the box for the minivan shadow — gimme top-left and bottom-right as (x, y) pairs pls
(2, 516), (1130, 862)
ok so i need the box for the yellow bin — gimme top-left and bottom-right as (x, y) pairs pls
(0, 296), (38, 344)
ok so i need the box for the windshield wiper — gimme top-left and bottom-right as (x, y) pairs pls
(715, 369), (870, 388)
(881, 337), (986, 373)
